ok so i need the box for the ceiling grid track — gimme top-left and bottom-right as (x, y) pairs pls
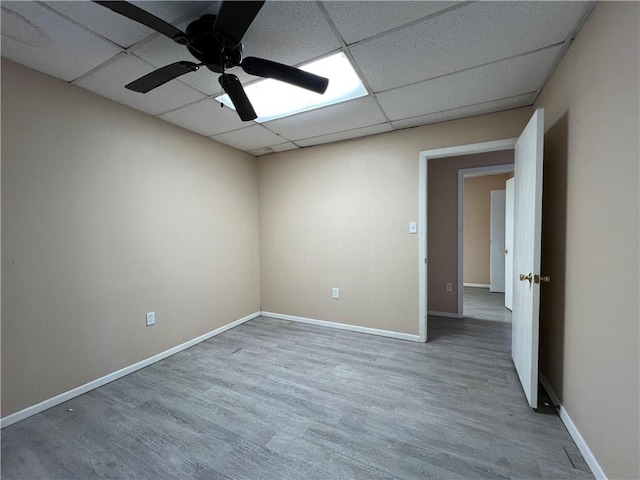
(314, 1), (393, 129)
(1, 0), (599, 153)
(374, 42), (567, 97)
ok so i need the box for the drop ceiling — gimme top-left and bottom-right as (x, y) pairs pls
(1, 0), (595, 156)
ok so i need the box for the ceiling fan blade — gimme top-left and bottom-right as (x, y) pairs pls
(219, 74), (257, 121)
(93, 1), (188, 44)
(214, 0), (265, 48)
(126, 62), (199, 93)
(241, 57), (329, 94)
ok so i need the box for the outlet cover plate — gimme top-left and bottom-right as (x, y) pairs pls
(146, 312), (156, 326)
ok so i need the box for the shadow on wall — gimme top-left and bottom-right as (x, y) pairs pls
(539, 111), (569, 400)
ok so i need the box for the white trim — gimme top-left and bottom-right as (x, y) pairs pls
(261, 312), (421, 342)
(419, 139), (517, 342)
(422, 138), (517, 160)
(427, 310), (463, 319)
(0, 312), (261, 429)
(539, 374), (607, 480)
(418, 154), (428, 342)
(458, 163), (514, 317)
(463, 283), (490, 288)
(463, 168), (514, 179)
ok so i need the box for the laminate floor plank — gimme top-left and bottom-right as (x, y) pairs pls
(464, 286), (512, 323)
(2, 316), (592, 479)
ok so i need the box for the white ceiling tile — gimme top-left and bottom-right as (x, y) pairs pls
(127, 1), (215, 23)
(43, 1), (146, 48)
(376, 45), (561, 121)
(241, 1), (341, 67)
(271, 142), (299, 153)
(351, 1), (592, 91)
(265, 97), (387, 140)
(248, 142), (298, 156)
(1, 1), (121, 82)
(323, 1), (460, 45)
(248, 147), (275, 156)
(212, 125), (287, 151)
(390, 93), (536, 130)
(296, 123), (392, 148)
(44, 1), (211, 49)
(179, 68), (230, 96)
(74, 53), (205, 115)
(159, 98), (249, 137)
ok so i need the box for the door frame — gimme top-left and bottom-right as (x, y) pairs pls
(458, 165), (514, 312)
(489, 189), (508, 293)
(418, 138), (517, 340)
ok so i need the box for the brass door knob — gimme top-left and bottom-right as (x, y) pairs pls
(519, 273), (532, 283)
(534, 275), (551, 284)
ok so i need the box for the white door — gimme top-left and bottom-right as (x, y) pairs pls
(512, 108), (545, 409)
(490, 190), (506, 293)
(504, 178), (515, 310)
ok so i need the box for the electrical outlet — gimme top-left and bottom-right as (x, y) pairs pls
(332, 288), (340, 299)
(146, 312), (156, 326)
(446, 283), (453, 292)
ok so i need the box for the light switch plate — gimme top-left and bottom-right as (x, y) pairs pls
(409, 222), (417, 234)
(146, 312), (156, 326)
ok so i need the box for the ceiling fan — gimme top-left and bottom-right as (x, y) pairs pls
(93, 1), (330, 121)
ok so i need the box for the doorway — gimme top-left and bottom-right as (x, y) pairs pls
(461, 167), (514, 323)
(419, 108), (546, 410)
(418, 138), (518, 341)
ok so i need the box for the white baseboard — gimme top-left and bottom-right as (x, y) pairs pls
(539, 373), (607, 480)
(463, 283), (490, 288)
(427, 310), (463, 319)
(0, 311), (261, 429)
(261, 311), (421, 342)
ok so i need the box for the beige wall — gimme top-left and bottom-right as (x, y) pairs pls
(2, 3), (637, 475)
(427, 151), (514, 313)
(1, 60), (261, 416)
(463, 173), (512, 285)
(534, 2), (639, 479)
(258, 110), (531, 334)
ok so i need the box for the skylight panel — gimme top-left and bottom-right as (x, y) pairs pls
(215, 52), (367, 123)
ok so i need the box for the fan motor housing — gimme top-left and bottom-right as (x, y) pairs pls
(186, 15), (242, 73)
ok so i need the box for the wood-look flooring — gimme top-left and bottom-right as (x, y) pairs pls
(1, 316), (592, 479)
(464, 286), (512, 323)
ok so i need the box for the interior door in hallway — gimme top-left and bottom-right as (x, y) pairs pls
(512, 108), (545, 409)
(490, 189), (506, 293)
(504, 178), (515, 310)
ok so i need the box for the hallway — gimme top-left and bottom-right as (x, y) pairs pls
(463, 286), (512, 323)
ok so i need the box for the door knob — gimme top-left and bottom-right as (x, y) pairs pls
(519, 273), (532, 283)
(534, 274), (550, 284)
(502, 249), (508, 254)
